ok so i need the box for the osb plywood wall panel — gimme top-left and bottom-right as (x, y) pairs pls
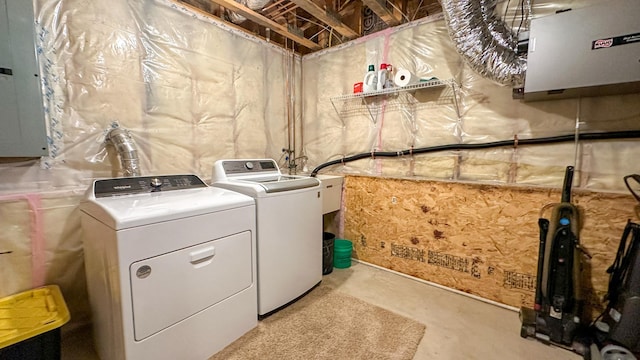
(343, 175), (637, 318)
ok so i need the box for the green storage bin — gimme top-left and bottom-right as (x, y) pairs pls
(333, 239), (353, 269)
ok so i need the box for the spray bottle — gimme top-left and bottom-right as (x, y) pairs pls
(377, 63), (388, 91)
(363, 65), (377, 92)
(385, 64), (394, 89)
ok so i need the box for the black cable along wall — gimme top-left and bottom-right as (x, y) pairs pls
(310, 130), (640, 177)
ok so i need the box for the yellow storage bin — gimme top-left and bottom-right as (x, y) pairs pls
(0, 285), (70, 359)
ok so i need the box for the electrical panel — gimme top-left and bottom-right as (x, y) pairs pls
(524, 0), (640, 101)
(0, 0), (48, 157)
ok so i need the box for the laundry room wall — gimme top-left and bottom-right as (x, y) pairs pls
(0, 0), (299, 329)
(302, 3), (640, 187)
(301, 1), (640, 316)
(2, 0), (639, 332)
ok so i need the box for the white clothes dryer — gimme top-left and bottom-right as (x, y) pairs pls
(212, 159), (322, 316)
(80, 175), (257, 360)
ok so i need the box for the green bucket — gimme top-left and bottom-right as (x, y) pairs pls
(333, 239), (353, 269)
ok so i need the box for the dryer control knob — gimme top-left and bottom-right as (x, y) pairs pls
(245, 162), (254, 170)
(150, 177), (163, 189)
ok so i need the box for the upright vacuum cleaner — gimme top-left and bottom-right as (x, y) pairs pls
(592, 174), (640, 360)
(520, 165), (590, 356)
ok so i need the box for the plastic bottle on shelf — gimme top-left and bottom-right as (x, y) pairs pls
(385, 64), (394, 89)
(377, 63), (388, 91)
(363, 65), (377, 92)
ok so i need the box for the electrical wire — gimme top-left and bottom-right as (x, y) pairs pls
(329, 28), (334, 47)
(502, 0), (512, 22)
(516, 0), (525, 35)
(516, 0), (529, 38)
(411, 0), (424, 21)
(294, 14), (331, 32)
(293, 14), (345, 45)
(310, 130), (640, 176)
(509, 0), (521, 30)
(385, 0), (411, 23)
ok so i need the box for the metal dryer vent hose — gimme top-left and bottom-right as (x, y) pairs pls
(106, 127), (141, 177)
(440, 0), (527, 86)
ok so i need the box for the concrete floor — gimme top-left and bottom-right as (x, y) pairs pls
(324, 261), (580, 360)
(62, 260), (580, 359)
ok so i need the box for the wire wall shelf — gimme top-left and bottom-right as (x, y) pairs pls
(329, 78), (454, 102)
(329, 78), (460, 122)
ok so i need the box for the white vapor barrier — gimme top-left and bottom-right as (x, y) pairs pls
(0, 0), (300, 330)
(0, 199), (32, 296)
(0, 0), (299, 194)
(0, 192), (91, 330)
(301, 14), (640, 190)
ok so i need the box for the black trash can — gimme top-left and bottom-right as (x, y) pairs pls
(323, 232), (335, 275)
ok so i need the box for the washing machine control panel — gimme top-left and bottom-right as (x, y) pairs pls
(221, 159), (278, 175)
(94, 175), (207, 197)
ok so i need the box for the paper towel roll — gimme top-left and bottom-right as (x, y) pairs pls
(394, 69), (420, 87)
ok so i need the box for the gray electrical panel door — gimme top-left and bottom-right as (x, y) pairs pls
(524, 0), (640, 101)
(0, 0), (48, 157)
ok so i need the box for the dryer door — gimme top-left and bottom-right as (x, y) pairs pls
(129, 231), (253, 340)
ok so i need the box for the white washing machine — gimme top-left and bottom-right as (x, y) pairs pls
(80, 175), (257, 360)
(212, 159), (322, 316)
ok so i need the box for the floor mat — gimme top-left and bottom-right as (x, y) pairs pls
(209, 283), (426, 360)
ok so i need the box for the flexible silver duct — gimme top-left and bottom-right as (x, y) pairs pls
(440, 0), (526, 86)
(105, 127), (141, 177)
(227, 0), (272, 24)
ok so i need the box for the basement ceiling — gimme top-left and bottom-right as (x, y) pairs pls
(177, 0), (443, 54)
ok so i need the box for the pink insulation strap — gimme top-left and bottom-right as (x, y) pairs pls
(0, 193), (46, 288)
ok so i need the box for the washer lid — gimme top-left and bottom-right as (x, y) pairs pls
(232, 176), (319, 193)
(212, 159), (319, 195)
(80, 175), (254, 230)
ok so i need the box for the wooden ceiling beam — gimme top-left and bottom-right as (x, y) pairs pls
(361, 0), (401, 26)
(289, 0), (359, 39)
(338, 0), (352, 11)
(262, 0), (287, 13)
(299, 21), (315, 31)
(205, 0), (321, 50)
(392, 0), (405, 23)
(265, 3), (299, 19)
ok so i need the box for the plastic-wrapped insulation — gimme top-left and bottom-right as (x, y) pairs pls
(440, 0), (526, 86)
(105, 127), (141, 177)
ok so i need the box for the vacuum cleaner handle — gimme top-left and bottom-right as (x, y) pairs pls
(535, 218), (549, 311)
(624, 174), (640, 203)
(561, 166), (574, 203)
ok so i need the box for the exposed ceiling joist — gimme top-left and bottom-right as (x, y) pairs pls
(361, 0), (401, 26)
(206, 0), (322, 50)
(264, 3), (299, 20)
(289, 0), (359, 39)
(262, 0), (287, 12)
(179, 0), (442, 54)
